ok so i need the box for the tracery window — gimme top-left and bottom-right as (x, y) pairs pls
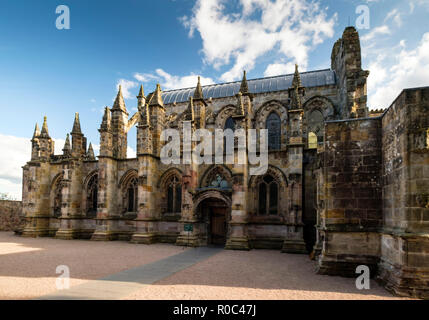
(266, 112), (281, 150)
(126, 177), (138, 213)
(86, 174), (98, 217)
(166, 175), (182, 213)
(258, 175), (278, 215)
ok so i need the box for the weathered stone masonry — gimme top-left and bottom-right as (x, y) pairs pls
(0, 200), (23, 231)
(19, 26), (429, 299)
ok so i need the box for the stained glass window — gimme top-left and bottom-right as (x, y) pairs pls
(266, 112), (281, 150)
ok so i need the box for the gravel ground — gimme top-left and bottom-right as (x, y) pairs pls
(0, 232), (185, 299)
(0, 232), (408, 300)
(124, 249), (406, 300)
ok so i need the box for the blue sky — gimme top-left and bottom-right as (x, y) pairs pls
(0, 0), (428, 199)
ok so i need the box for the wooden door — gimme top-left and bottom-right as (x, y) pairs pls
(210, 206), (227, 245)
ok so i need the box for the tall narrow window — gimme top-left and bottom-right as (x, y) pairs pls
(266, 112), (281, 150)
(308, 109), (324, 146)
(86, 174), (98, 217)
(53, 181), (62, 218)
(126, 177), (138, 212)
(166, 176), (182, 214)
(258, 175), (279, 215)
(224, 117), (235, 155)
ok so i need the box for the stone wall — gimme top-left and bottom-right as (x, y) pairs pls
(378, 87), (429, 299)
(0, 200), (23, 231)
(317, 117), (383, 276)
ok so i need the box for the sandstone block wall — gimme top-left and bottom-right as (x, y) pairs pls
(378, 87), (429, 299)
(0, 200), (23, 231)
(317, 117), (383, 275)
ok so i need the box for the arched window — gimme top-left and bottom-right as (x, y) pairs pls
(266, 112), (281, 150)
(308, 109), (324, 146)
(224, 117), (235, 154)
(308, 132), (318, 149)
(53, 181), (62, 218)
(86, 174), (98, 217)
(258, 175), (278, 215)
(126, 177), (138, 213)
(166, 176), (182, 213)
(225, 117), (235, 131)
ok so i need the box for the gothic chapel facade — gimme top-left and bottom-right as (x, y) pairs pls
(21, 27), (429, 299)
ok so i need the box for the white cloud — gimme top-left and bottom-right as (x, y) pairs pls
(181, 0), (336, 82)
(264, 62), (298, 77)
(133, 68), (215, 91)
(116, 79), (138, 99)
(368, 32), (429, 109)
(0, 135), (93, 200)
(0, 135), (30, 200)
(127, 146), (136, 158)
(384, 9), (402, 27)
(361, 25), (390, 42)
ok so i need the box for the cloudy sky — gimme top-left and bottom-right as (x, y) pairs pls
(0, 0), (428, 199)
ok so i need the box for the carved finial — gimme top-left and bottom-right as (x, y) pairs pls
(149, 83), (164, 107)
(184, 97), (195, 121)
(40, 116), (50, 137)
(32, 123), (40, 139)
(137, 85), (145, 98)
(63, 134), (71, 156)
(112, 84), (127, 112)
(100, 107), (111, 131)
(193, 76), (204, 100)
(86, 143), (95, 160)
(72, 112), (82, 134)
(239, 70), (249, 95)
(289, 64), (305, 109)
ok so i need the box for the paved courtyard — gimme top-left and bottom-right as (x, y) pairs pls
(0, 232), (407, 300)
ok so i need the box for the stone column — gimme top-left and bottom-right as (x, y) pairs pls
(282, 109), (307, 253)
(131, 154), (158, 244)
(91, 156), (119, 241)
(226, 116), (250, 250)
(21, 162), (51, 237)
(176, 120), (201, 247)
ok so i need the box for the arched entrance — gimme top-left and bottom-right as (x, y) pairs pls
(194, 191), (231, 246)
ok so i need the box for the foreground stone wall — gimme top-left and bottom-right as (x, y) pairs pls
(317, 117), (383, 276)
(378, 87), (429, 299)
(0, 200), (23, 231)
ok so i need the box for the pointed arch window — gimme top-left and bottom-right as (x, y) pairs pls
(308, 109), (324, 147)
(86, 174), (98, 217)
(166, 176), (182, 213)
(266, 112), (281, 150)
(126, 177), (138, 213)
(224, 117), (235, 155)
(258, 174), (278, 215)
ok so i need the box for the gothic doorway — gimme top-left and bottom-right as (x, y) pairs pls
(196, 196), (230, 246)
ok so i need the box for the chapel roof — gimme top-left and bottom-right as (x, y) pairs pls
(161, 68), (336, 105)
